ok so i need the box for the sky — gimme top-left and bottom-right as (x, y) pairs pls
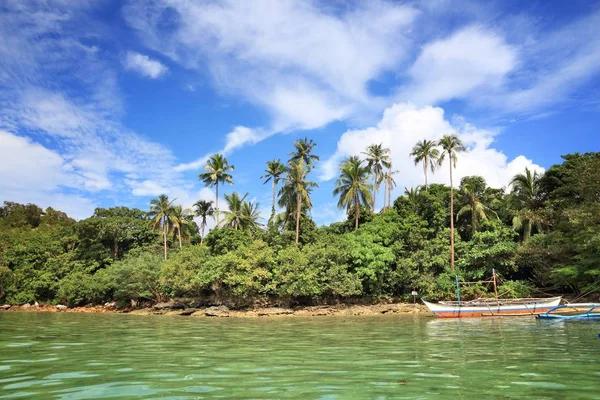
(1, 0), (599, 227)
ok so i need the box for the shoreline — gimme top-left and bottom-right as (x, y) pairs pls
(0, 302), (432, 318)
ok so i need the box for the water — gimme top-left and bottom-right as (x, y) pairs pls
(0, 313), (599, 399)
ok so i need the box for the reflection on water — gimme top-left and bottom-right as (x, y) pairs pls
(0, 312), (599, 399)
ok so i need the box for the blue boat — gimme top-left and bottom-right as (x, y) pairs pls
(536, 303), (600, 320)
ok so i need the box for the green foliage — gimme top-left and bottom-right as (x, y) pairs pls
(204, 227), (252, 255)
(161, 245), (211, 298)
(105, 252), (164, 305)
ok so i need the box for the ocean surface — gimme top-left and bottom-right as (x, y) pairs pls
(1, 312), (599, 399)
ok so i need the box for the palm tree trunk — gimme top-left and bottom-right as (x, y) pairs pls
(423, 157), (428, 191)
(178, 227), (182, 248)
(295, 193), (301, 244)
(200, 222), (205, 245)
(449, 156), (455, 273)
(388, 177), (392, 209)
(523, 219), (532, 242)
(372, 173), (377, 212)
(382, 177), (387, 210)
(271, 180), (276, 222)
(163, 218), (168, 261)
(215, 182), (219, 226)
(355, 193), (360, 230)
(113, 237), (118, 259)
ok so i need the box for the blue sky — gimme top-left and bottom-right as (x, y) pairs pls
(1, 0), (599, 225)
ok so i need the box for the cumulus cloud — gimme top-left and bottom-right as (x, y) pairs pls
(123, 51), (168, 79)
(321, 103), (544, 209)
(123, 0), (417, 130)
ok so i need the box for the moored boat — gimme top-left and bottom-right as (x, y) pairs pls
(423, 296), (562, 318)
(536, 303), (600, 320)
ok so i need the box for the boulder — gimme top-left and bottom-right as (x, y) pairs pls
(55, 305), (68, 311)
(257, 307), (294, 316)
(0, 304), (11, 310)
(21, 303), (32, 309)
(104, 302), (117, 309)
(202, 305), (230, 317)
(153, 301), (185, 310)
(178, 308), (198, 316)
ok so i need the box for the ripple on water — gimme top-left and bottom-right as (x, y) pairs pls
(44, 372), (99, 380)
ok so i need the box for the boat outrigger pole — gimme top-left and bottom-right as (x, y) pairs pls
(455, 275), (461, 304)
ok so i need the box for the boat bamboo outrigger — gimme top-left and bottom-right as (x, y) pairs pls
(537, 303), (600, 320)
(422, 269), (562, 318)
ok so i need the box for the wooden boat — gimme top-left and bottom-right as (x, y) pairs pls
(536, 303), (600, 320)
(423, 296), (562, 318)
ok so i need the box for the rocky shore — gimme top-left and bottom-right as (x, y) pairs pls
(0, 302), (432, 318)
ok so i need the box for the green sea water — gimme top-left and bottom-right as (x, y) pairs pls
(0, 312), (599, 399)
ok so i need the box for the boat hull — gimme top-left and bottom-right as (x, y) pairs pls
(423, 297), (562, 318)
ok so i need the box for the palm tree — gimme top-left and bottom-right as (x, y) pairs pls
(404, 186), (421, 211)
(148, 194), (176, 260)
(240, 200), (262, 231)
(438, 134), (467, 273)
(288, 137), (319, 168)
(362, 143), (391, 211)
(261, 159), (286, 222)
(456, 178), (498, 233)
(219, 192), (247, 230)
(510, 167), (543, 242)
(333, 156), (372, 230)
(199, 154), (234, 226)
(410, 139), (439, 191)
(382, 166), (399, 209)
(279, 160), (318, 244)
(170, 205), (193, 248)
(193, 200), (214, 244)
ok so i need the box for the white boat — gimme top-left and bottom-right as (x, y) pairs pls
(423, 296), (562, 318)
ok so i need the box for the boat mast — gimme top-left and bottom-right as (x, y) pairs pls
(492, 268), (499, 301)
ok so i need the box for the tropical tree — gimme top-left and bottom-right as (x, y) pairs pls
(333, 156), (372, 230)
(148, 194), (176, 260)
(199, 154), (234, 226)
(362, 144), (391, 211)
(261, 159), (286, 222)
(193, 200), (214, 244)
(382, 166), (399, 209)
(219, 192), (248, 230)
(510, 167), (543, 242)
(170, 205), (193, 248)
(456, 177), (498, 233)
(404, 186), (421, 212)
(410, 139), (439, 191)
(279, 160), (318, 244)
(288, 137), (319, 168)
(438, 134), (467, 272)
(240, 200), (262, 231)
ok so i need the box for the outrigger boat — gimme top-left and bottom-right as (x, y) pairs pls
(423, 296), (562, 318)
(537, 303), (600, 320)
(422, 269), (562, 318)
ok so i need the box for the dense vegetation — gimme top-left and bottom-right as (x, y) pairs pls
(0, 138), (598, 307)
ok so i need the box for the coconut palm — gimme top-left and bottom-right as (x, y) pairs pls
(382, 167), (399, 209)
(333, 156), (372, 230)
(219, 192), (247, 230)
(278, 160), (318, 244)
(148, 194), (176, 260)
(288, 137), (319, 168)
(193, 200), (214, 244)
(170, 205), (193, 248)
(410, 139), (439, 191)
(438, 134), (467, 273)
(199, 154), (234, 226)
(362, 143), (391, 211)
(261, 159), (286, 222)
(240, 200), (262, 231)
(456, 177), (498, 233)
(510, 167), (543, 242)
(404, 186), (421, 211)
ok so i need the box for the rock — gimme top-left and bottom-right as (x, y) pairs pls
(178, 308), (198, 316)
(104, 302), (117, 309)
(55, 305), (68, 311)
(203, 305), (230, 317)
(0, 304), (11, 310)
(21, 303), (32, 309)
(153, 301), (185, 310)
(257, 307), (294, 316)
(34, 301), (39, 307)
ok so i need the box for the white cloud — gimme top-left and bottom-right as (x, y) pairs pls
(400, 25), (518, 105)
(123, 0), (418, 130)
(321, 103), (544, 209)
(123, 51), (168, 79)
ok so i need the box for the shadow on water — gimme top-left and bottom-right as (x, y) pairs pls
(1, 312), (599, 399)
